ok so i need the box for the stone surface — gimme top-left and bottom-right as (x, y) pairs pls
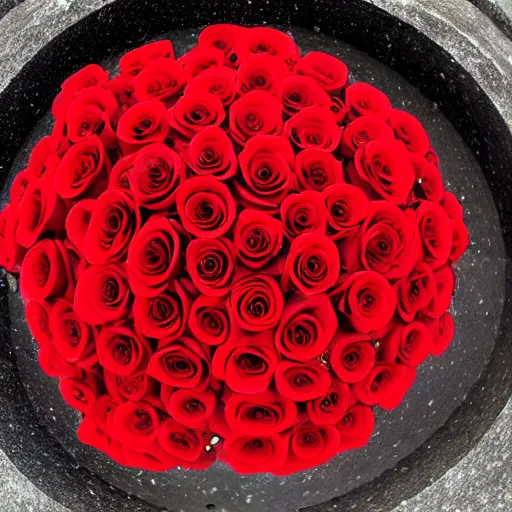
(4, 24), (506, 512)
(0, 1), (511, 512)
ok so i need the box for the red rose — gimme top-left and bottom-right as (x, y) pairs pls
(165, 388), (216, 428)
(234, 26), (300, 68)
(233, 209), (283, 269)
(380, 321), (432, 367)
(108, 154), (134, 192)
(379, 365), (417, 411)
(329, 331), (376, 383)
(147, 337), (211, 390)
(104, 371), (155, 403)
(127, 216), (181, 297)
(396, 262), (436, 322)
(117, 100), (169, 153)
(282, 232), (340, 296)
(274, 417), (340, 475)
(424, 265), (455, 318)
(0, 205), (25, 272)
(65, 199), (96, 256)
(224, 390), (297, 435)
(307, 380), (352, 425)
(275, 360), (331, 401)
(441, 191), (464, 221)
(340, 115), (395, 157)
(221, 433), (288, 474)
(343, 201), (420, 280)
(97, 326), (151, 376)
(84, 190), (140, 264)
(186, 237), (236, 297)
(38, 341), (82, 379)
(212, 330), (278, 393)
(54, 135), (109, 199)
(275, 293), (337, 362)
(19, 239), (68, 302)
(127, 143), (184, 210)
(347, 140), (415, 204)
(184, 67), (237, 106)
(184, 126), (237, 179)
(294, 51), (348, 92)
(179, 46), (224, 82)
(408, 153), (444, 204)
(65, 87), (118, 148)
(120, 40), (175, 76)
(323, 183), (369, 239)
(230, 274), (284, 332)
(352, 363), (408, 406)
(134, 280), (190, 340)
(188, 295), (230, 346)
(24, 136), (60, 179)
(59, 373), (99, 413)
(237, 54), (290, 96)
(389, 109), (430, 154)
(235, 135), (294, 212)
(336, 270), (396, 333)
(416, 201), (453, 269)
(112, 401), (160, 449)
(52, 64), (109, 121)
(280, 190), (327, 238)
(9, 169), (32, 208)
(197, 24), (248, 66)
(449, 215), (469, 264)
(285, 106), (341, 151)
(169, 91), (225, 139)
(280, 76), (330, 118)
(16, 174), (67, 248)
(345, 82), (392, 120)
(337, 404), (374, 452)
(294, 148), (344, 192)
(425, 312), (455, 356)
(50, 299), (95, 364)
(176, 176), (236, 238)
(103, 75), (137, 115)
(133, 58), (185, 103)
(229, 90), (283, 145)
(25, 299), (53, 346)
(74, 264), (131, 324)
(157, 419), (204, 462)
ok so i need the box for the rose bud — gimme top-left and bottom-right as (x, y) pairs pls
(229, 90), (284, 146)
(25, 299), (53, 347)
(282, 232), (341, 296)
(335, 270), (397, 333)
(59, 373), (99, 413)
(184, 66), (237, 106)
(424, 265), (455, 319)
(337, 404), (375, 452)
(294, 51), (349, 93)
(345, 82), (392, 121)
(0, 205), (26, 272)
(396, 262), (436, 322)
(340, 115), (395, 157)
(275, 360), (332, 401)
(275, 293), (337, 362)
(112, 401), (160, 449)
(74, 263), (131, 325)
(280, 190), (328, 239)
(389, 109), (430, 154)
(197, 24), (248, 66)
(280, 75), (331, 117)
(176, 176), (236, 238)
(352, 363), (408, 406)
(188, 295), (230, 346)
(307, 379), (352, 425)
(237, 54), (290, 96)
(408, 153), (444, 204)
(120, 40), (175, 76)
(164, 388), (216, 428)
(294, 148), (344, 192)
(133, 58), (185, 104)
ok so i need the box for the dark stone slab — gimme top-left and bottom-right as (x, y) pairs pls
(0, 1), (510, 512)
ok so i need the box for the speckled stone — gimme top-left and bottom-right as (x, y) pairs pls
(0, 1), (511, 512)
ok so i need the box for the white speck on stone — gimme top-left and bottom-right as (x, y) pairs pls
(429, 400), (434, 406)
(314, 26), (320, 32)
(246, 495), (253, 504)
(151, 479), (156, 485)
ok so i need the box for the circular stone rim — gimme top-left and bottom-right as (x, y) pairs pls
(0, 1), (510, 512)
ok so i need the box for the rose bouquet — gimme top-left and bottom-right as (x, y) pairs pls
(0, 24), (469, 475)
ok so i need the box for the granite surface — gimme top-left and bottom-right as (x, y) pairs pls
(0, 0), (511, 511)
